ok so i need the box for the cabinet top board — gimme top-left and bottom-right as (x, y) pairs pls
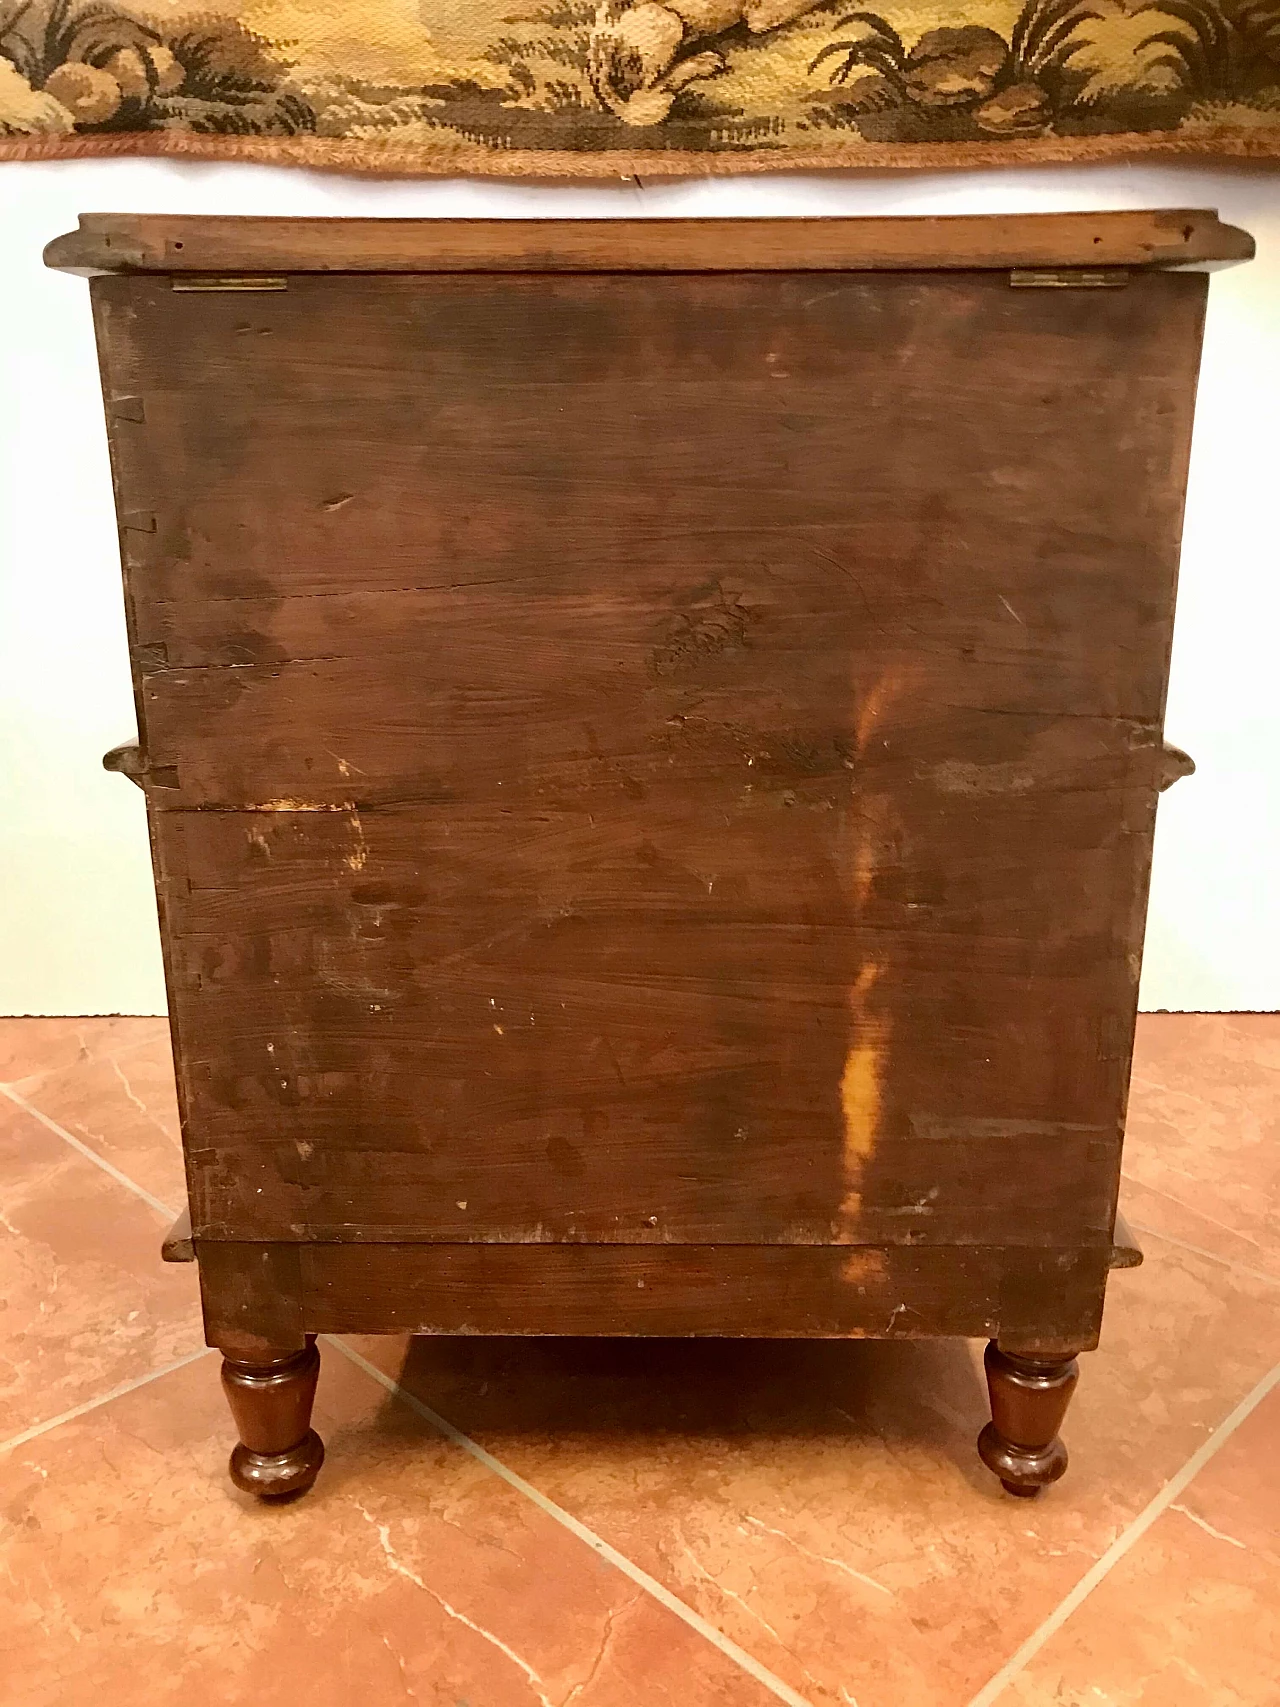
(45, 209), (1253, 278)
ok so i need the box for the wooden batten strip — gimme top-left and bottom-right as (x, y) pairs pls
(44, 210), (1254, 278)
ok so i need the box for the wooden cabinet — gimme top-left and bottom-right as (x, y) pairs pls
(47, 209), (1252, 1499)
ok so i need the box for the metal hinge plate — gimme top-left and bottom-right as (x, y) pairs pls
(171, 276), (288, 292)
(1010, 269), (1130, 289)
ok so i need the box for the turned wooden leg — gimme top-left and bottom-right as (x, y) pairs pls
(978, 1341), (1079, 1498)
(220, 1336), (325, 1500)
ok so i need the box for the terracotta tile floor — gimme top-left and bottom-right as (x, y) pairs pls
(0, 1015), (1276, 1707)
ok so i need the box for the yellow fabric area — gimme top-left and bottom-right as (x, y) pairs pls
(1, 0), (1277, 172)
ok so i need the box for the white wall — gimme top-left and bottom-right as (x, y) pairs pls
(1, 160), (1276, 1015)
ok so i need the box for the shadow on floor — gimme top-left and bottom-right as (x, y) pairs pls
(365, 1333), (991, 1480)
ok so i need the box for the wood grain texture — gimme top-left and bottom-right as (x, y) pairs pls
(86, 264), (1206, 1264)
(196, 1240), (305, 1353)
(45, 209), (1254, 278)
(298, 1241), (1109, 1350)
(164, 798), (1128, 1247)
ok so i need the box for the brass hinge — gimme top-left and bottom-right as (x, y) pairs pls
(171, 276), (287, 293)
(1010, 269), (1130, 289)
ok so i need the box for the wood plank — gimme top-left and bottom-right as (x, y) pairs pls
(45, 210), (1253, 278)
(164, 792), (1128, 1247)
(91, 260), (1204, 1265)
(297, 1241), (1110, 1351)
(94, 270), (1201, 810)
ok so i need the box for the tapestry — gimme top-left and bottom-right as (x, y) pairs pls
(1, 0), (1278, 173)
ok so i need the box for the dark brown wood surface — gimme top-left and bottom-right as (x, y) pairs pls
(194, 1236), (1104, 1350)
(220, 1340), (325, 1497)
(979, 1342), (1080, 1494)
(46, 208), (1253, 277)
(88, 264), (1206, 1269)
(295, 1242), (1108, 1351)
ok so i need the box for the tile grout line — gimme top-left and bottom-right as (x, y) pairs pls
(0, 1024), (171, 1097)
(963, 1355), (1280, 1707)
(0, 1347), (213, 1457)
(0, 1082), (180, 1223)
(1122, 1170), (1279, 1263)
(327, 1337), (817, 1707)
(1123, 1216), (1280, 1291)
(0, 1058), (210, 1462)
(5, 1036), (1271, 1707)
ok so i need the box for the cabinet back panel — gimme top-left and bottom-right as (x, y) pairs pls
(92, 269), (1206, 1245)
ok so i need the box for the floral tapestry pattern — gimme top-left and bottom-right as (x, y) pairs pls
(2, 0), (1278, 172)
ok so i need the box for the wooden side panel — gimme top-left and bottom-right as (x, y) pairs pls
(92, 269), (1207, 1251)
(298, 1242), (1110, 1352)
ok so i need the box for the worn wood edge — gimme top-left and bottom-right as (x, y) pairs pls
(1159, 741), (1197, 791)
(43, 209), (1254, 277)
(1109, 1210), (1145, 1269)
(161, 1204), (195, 1262)
(102, 740), (146, 788)
(102, 739), (181, 793)
(187, 1203), (1121, 1247)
